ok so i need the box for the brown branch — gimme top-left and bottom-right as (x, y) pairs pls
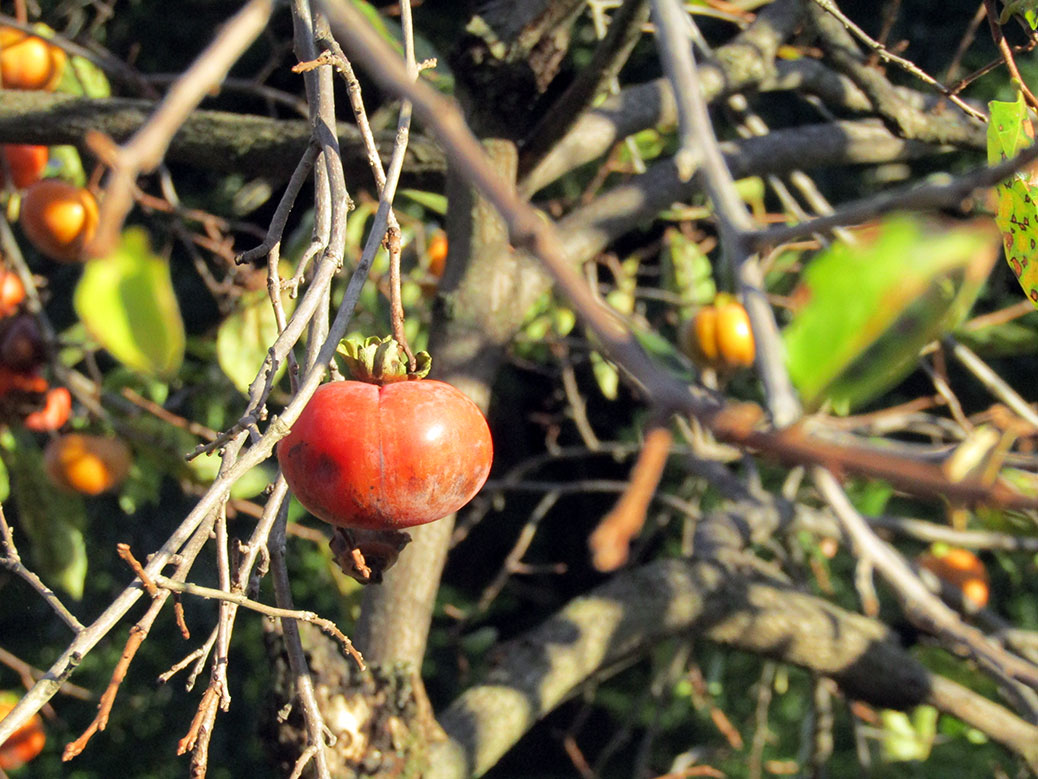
(152, 575), (363, 669)
(983, 0), (1038, 111)
(425, 557), (1038, 778)
(0, 90), (445, 183)
(589, 425), (674, 571)
(115, 543), (158, 597)
(62, 625), (148, 761)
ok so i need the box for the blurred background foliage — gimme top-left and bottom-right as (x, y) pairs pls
(2, 0), (1038, 777)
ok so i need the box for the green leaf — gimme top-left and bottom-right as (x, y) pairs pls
(783, 215), (999, 413)
(187, 453), (273, 500)
(217, 288), (295, 394)
(74, 227), (185, 379)
(999, 0), (1038, 28)
(57, 53), (111, 98)
(987, 95), (1038, 305)
(590, 350), (619, 400)
(399, 189), (448, 215)
(660, 227), (716, 312)
(2, 432), (88, 599)
(880, 706), (938, 762)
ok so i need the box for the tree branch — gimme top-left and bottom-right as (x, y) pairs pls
(426, 556), (1038, 778)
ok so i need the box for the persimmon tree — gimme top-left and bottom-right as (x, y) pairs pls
(2, 1), (1038, 777)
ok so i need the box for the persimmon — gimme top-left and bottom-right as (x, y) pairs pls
(0, 266), (25, 317)
(917, 546), (989, 610)
(426, 229), (448, 278)
(278, 337), (493, 530)
(43, 433), (131, 495)
(679, 294), (756, 371)
(23, 386), (71, 431)
(0, 694), (45, 770)
(19, 180), (99, 262)
(0, 314), (44, 371)
(0, 144), (48, 190)
(0, 26), (65, 91)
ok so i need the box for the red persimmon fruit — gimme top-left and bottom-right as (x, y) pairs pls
(278, 379), (493, 530)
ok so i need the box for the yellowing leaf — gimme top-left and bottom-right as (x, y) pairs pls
(217, 288), (295, 394)
(74, 227), (185, 378)
(784, 216), (998, 413)
(988, 95), (1038, 306)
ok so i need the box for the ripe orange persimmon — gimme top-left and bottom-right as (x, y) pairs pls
(679, 294), (756, 371)
(20, 180), (99, 262)
(0, 26), (65, 91)
(43, 433), (131, 495)
(426, 229), (448, 278)
(0, 694), (45, 771)
(917, 546), (989, 610)
(0, 266), (25, 317)
(0, 144), (48, 190)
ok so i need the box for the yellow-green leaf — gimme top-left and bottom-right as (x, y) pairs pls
(217, 288), (294, 394)
(74, 227), (185, 378)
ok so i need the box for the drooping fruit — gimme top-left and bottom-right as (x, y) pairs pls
(43, 433), (131, 495)
(19, 180), (99, 262)
(278, 337), (493, 530)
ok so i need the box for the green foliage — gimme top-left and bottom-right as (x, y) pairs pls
(783, 215), (999, 413)
(73, 227), (186, 379)
(999, 0), (1038, 28)
(217, 287), (294, 394)
(1, 430), (87, 599)
(987, 94), (1038, 305)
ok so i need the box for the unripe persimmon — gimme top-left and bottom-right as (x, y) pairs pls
(0, 144), (48, 189)
(0, 26), (65, 91)
(20, 180), (99, 262)
(917, 546), (989, 610)
(43, 433), (131, 495)
(0, 694), (45, 770)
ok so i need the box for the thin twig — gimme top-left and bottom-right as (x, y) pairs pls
(87, 0), (275, 256)
(0, 503), (83, 633)
(812, 0), (987, 120)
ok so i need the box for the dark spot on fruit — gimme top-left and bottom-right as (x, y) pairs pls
(313, 452), (341, 483)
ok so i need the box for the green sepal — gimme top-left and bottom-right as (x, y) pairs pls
(336, 335), (431, 384)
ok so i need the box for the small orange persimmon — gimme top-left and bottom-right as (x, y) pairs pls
(917, 546), (989, 610)
(0, 266), (25, 318)
(43, 433), (131, 495)
(0, 26), (65, 91)
(679, 294), (756, 371)
(426, 229), (448, 279)
(0, 694), (46, 771)
(19, 180), (99, 262)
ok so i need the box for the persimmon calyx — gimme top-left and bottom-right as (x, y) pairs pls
(336, 335), (431, 384)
